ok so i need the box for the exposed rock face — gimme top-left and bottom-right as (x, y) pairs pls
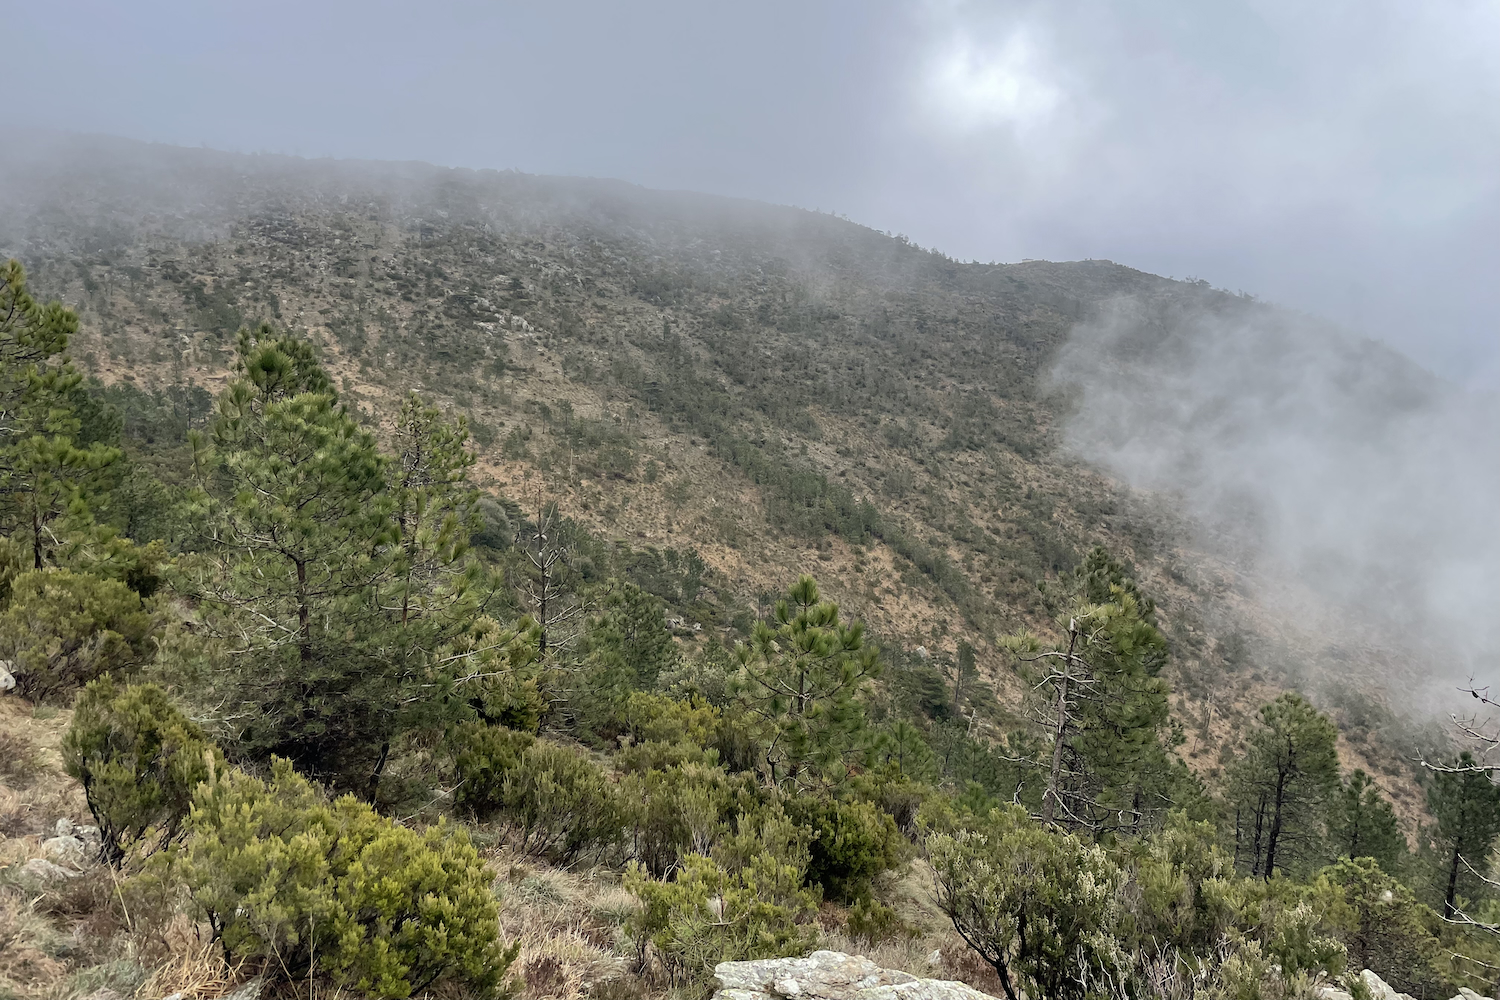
(1315, 970), (1495, 1000)
(713, 952), (999, 1000)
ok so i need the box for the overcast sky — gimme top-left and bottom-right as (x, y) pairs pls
(11, 0), (1498, 384)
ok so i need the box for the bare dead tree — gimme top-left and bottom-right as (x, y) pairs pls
(513, 490), (585, 660)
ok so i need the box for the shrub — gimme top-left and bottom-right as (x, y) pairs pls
(1318, 857), (1447, 996)
(452, 722), (535, 819)
(442, 615), (546, 733)
(454, 726), (622, 865)
(62, 678), (222, 864)
(621, 761), (763, 876)
(626, 804), (818, 986)
(0, 569), (154, 701)
(1118, 811), (1231, 956)
(174, 758), (515, 999)
(846, 896), (907, 945)
(788, 796), (902, 903)
(928, 805), (1124, 1000)
(620, 691), (720, 748)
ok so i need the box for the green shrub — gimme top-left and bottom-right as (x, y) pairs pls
(788, 796), (902, 902)
(452, 722), (535, 819)
(1318, 857), (1447, 996)
(62, 678), (222, 864)
(1118, 811), (1231, 956)
(846, 896), (908, 945)
(454, 727), (622, 865)
(621, 761), (763, 876)
(0, 569), (154, 701)
(626, 804), (818, 987)
(174, 758), (514, 999)
(620, 691), (720, 747)
(929, 805), (1124, 1000)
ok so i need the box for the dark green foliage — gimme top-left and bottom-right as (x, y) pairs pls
(62, 678), (223, 864)
(175, 758), (514, 999)
(1115, 811), (1230, 957)
(1010, 570), (1175, 834)
(1320, 857), (1447, 996)
(575, 581), (682, 739)
(1230, 693), (1341, 879)
(1427, 752), (1500, 920)
(188, 326), (398, 786)
(465, 735), (623, 865)
(1329, 770), (1406, 873)
(0, 260), (122, 570)
(786, 795), (902, 902)
(625, 804), (819, 987)
(733, 575), (881, 790)
(846, 896), (907, 945)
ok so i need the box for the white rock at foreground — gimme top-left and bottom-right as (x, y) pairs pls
(1316, 969), (1495, 1000)
(714, 951), (999, 1000)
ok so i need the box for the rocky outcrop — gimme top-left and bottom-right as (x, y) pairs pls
(1316, 970), (1495, 1000)
(713, 952), (998, 1000)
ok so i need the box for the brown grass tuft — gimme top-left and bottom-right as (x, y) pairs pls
(138, 937), (245, 1000)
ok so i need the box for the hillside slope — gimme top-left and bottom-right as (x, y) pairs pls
(0, 131), (1447, 812)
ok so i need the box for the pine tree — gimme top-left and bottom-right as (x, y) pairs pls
(1427, 752), (1500, 920)
(733, 575), (881, 790)
(1008, 548), (1174, 834)
(1329, 769), (1406, 872)
(190, 325), (397, 787)
(0, 260), (120, 568)
(1229, 693), (1340, 878)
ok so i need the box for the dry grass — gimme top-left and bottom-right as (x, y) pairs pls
(138, 938), (244, 1000)
(492, 854), (639, 1000)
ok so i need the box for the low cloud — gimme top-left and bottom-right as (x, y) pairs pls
(1052, 293), (1500, 706)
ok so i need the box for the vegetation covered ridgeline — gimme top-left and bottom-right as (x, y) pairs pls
(3, 259), (1500, 1000)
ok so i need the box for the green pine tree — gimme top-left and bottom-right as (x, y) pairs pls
(733, 575), (881, 790)
(189, 325), (397, 787)
(1427, 752), (1500, 920)
(1229, 693), (1341, 878)
(0, 260), (120, 568)
(1329, 769), (1406, 872)
(1008, 548), (1176, 835)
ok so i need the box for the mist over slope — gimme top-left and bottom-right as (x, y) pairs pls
(0, 131), (1475, 776)
(1052, 293), (1499, 702)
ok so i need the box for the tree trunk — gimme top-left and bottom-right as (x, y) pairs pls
(1041, 624), (1078, 826)
(1445, 843), (1461, 919)
(1264, 769), (1289, 878)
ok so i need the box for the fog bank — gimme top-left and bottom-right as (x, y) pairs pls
(1053, 294), (1500, 704)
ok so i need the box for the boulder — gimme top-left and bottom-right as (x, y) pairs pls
(15, 857), (79, 890)
(42, 834), (87, 865)
(1454, 988), (1497, 1000)
(0, 660), (13, 692)
(714, 951), (999, 1000)
(1361, 970), (1416, 1000)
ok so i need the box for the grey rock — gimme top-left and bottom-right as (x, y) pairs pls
(1360, 971), (1414, 1000)
(1455, 988), (1496, 1000)
(55, 817), (76, 837)
(16, 857), (79, 889)
(42, 834), (86, 864)
(1316, 989), (1353, 1000)
(0, 659), (14, 692)
(223, 978), (265, 1000)
(714, 951), (998, 1000)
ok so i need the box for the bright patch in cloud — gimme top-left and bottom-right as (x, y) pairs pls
(928, 30), (1061, 132)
